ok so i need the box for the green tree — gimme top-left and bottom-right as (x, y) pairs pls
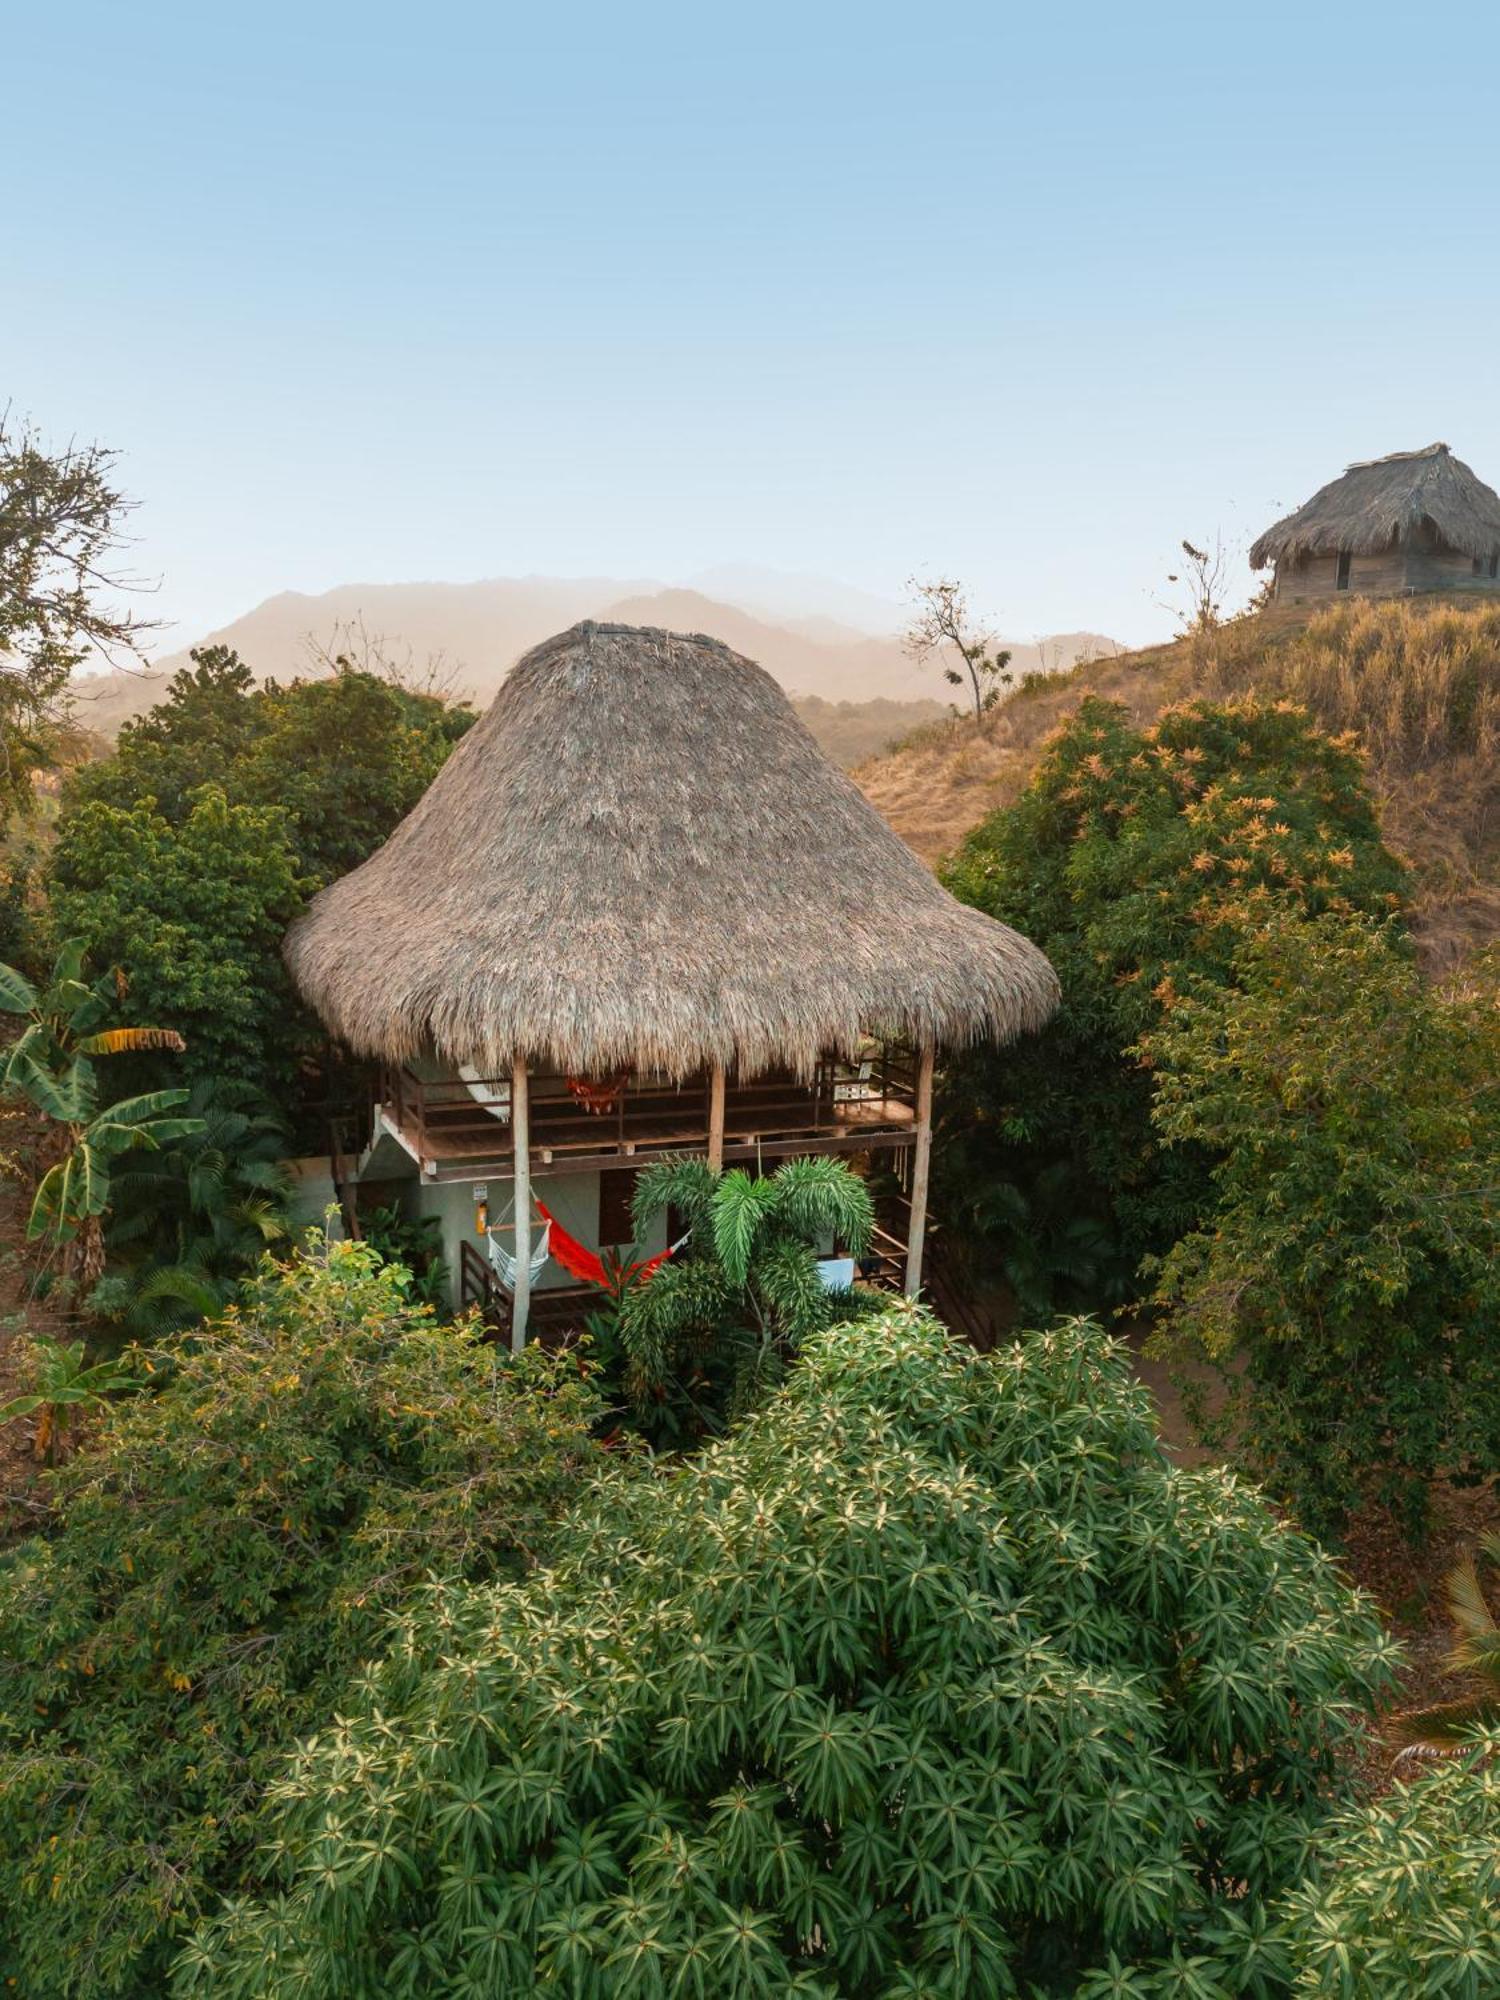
(940, 695), (1407, 1292)
(0, 416), (152, 811)
(1143, 911), (1500, 1535)
(47, 786), (312, 1092)
(65, 647), (475, 885)
(0, 941), (201, 1284)
(177, 1311), (1397, 1998)
(0, 1236), (606, 2000)
(617, 1155), (878, 1443)
(73, 646), (263, 822)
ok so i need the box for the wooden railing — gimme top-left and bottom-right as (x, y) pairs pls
(376, 1051), (920, 1178)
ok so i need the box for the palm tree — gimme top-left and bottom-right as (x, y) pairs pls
(617, 1155), (879, 1444)
(1396, 1535), (1500, 1762)
(0, 942), (201, 1285)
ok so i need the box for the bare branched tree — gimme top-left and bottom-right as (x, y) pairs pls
(903, 576), (1013, 726)
(1163, 535), (1232, 637)
(299, 614), (469, 703)
(0, 412), (157, 803)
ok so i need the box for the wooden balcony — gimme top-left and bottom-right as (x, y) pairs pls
(374, 1050), (920, 1182)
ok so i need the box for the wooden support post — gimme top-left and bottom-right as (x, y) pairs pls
(707, 1063), (727, 1174)
(510, 1059), (531, 1351)
(904, 1046), (936, 1296)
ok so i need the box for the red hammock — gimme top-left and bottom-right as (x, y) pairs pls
(536, 1201), (676, 1295)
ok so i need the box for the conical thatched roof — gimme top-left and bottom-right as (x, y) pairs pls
(285, 622), (1058, 1077)
(1250, 443), (1500, 568)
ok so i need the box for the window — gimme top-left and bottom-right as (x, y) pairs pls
(1490, 552), (1498, 579)
(1335, 551), (1352, 590)
(598, 1169), (640, 1248)
(1473, 556), (1485, 576)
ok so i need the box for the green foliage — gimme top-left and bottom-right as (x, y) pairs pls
(46, 786), (312, 1091)
(68, 645), (475, 886)
(1143, 911), (1500, 1536)
(52, 648), (474, 1106)
(0, 939), (200, 1279)
(0, 1236), (605, 1999)
(91, 1078), (296, 1337)
(0, 1331), (142, 1463)
(178, 1311), (1397, 1998)
(618, 1155), (878, 1443)
(1277, 1745), (1500, 1996)
(941, 695), (1408, 1291)
(360, 1200), (450, 1311)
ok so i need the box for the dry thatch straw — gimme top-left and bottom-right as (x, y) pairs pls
(285, 622), (1059, 1077)
(1250, 443), (1500, 568)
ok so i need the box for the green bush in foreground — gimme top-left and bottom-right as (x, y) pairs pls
(0, 1236), (605, 2000)
(180, 1311), (1396, 1998)
(1278, 1746), (1500, 1996)
(1144, 911), (1500, 1536)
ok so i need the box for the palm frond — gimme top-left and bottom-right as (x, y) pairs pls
(1393, 1692), (1500, 1753)
(631, 1158), (716, 1238)
(710, 1171), (778, 1288)
(767, 1154), (874, 1255)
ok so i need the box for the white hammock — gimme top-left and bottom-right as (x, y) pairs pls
(486, 1219), (552, 1292)
(458, 1062), (511, 1123)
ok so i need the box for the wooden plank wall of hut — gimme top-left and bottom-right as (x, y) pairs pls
(1405, 546), (1500, 594)
(1274, 549), (1408, 603)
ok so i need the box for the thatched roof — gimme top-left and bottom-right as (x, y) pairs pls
(285, 622), (1059, 1077)
(1250, 443), (1500, 568)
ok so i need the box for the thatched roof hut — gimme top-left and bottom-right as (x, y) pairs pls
(1251, 444), (1500, 603)
(285, 622), (1058, 1080)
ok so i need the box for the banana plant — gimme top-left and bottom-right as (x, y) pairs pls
(0, 1332), (142, 1462)
(0, 942), (202, 1283)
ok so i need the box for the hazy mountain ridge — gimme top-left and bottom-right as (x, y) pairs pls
(67, 573), (1116, 752)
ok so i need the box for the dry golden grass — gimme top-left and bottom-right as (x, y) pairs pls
(854, 595), (1500, 969)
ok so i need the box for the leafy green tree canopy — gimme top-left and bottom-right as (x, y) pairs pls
(47, 785), (312, 1091)
(1144, 910), (1500, 1535)
(0, 1235), (606, 2000)
(940, 695), (1407, 1280)
(68, 645), (475, 884)
(180, 1312), (1396, 1999)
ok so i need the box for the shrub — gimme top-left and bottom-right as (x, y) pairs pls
(1143, 910), (1500, 1536)
(940, 695), (1406, 1293)
(1278, 1748), (1500, 1995)
(179, 1311), (1397, 1998)
(0, 1236), (605, 1999)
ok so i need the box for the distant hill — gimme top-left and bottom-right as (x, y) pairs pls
(66, 574), (1115, 747)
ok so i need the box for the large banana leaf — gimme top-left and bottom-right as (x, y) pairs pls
(28, 1148), (109, 1240)
(76, 1027), (189, 1057)
(0, 959), (38, 1016)
(90, 1088), (194, 1128)
(6, 1048), (96, 1126)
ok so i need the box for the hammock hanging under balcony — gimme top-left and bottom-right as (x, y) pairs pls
(485, 1206), (552, 1292)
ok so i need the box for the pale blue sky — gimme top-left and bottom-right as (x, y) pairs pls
(6, 0), (1500, 649)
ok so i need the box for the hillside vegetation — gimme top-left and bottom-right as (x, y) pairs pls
(857, 596), (1500, 966)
